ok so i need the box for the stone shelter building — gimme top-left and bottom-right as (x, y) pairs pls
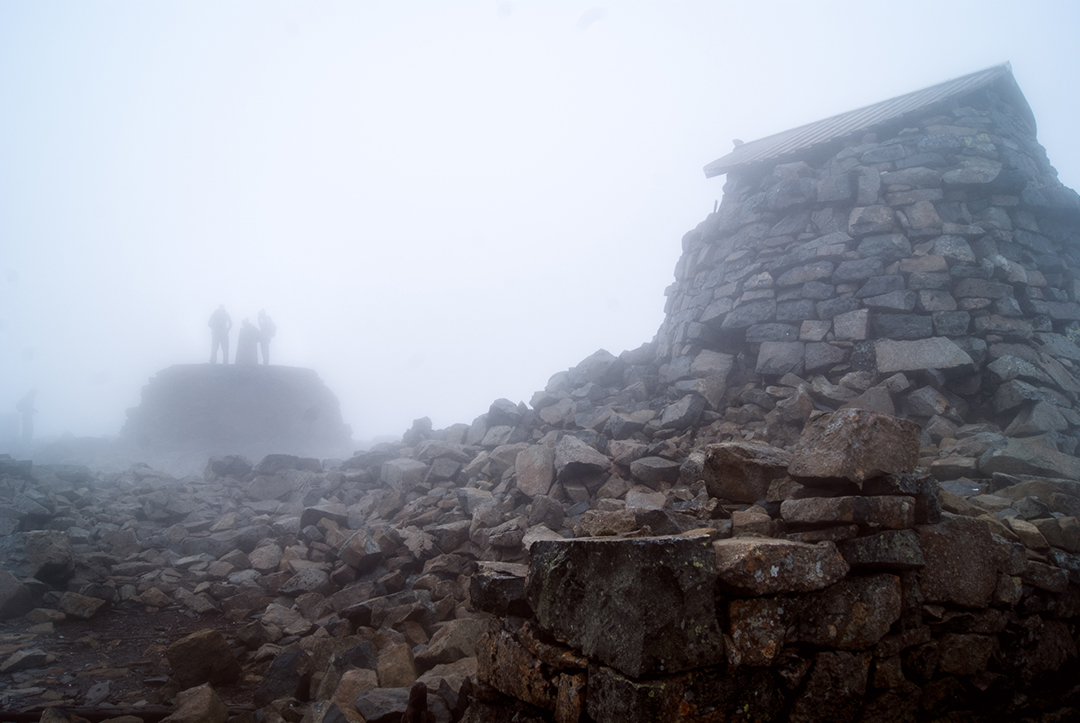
(653, 62), (1080, 474)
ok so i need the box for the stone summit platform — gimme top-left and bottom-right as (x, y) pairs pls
(120, 364), (353, 460)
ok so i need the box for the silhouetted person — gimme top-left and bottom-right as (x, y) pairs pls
(236, 319), (260, 365)
(16, 391), (36, 443)
(258, 309), (277, 366)
(401, 682), (435, 723)
(209, 305), (232, 364)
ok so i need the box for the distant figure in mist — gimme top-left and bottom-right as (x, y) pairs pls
(258, 309), (277, 366)
(208, 305), (232, 364)
(236, 319), (260, 365)
(16, 390), (36, 443)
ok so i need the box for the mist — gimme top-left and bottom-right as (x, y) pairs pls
(2, 1), (1078, 448)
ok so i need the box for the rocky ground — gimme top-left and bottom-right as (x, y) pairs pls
(3, 348), (1080, 722)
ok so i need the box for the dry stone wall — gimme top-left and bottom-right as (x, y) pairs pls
(468, 410), (1080, 723)
(654, 80), (1080, 474)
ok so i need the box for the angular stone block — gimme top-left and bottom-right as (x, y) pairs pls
(515, 445), (555, 498)
(796, 574), (901, 649)
(833, 308), (869, 341)
(702, 441), (791, 504)
(527, 533), (724, 677)
(756, 341), (805, 376)
(713, 538), (849, 596)
(727, 596), (801, 666)
(837, 529), (925, 569)
(916, 514), (998, 608)
(788, 408), (921, 487)
(780, 496), (915, 530)
(874, 337), (973, 373)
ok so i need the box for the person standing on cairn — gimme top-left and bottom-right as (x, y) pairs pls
(208, 305), (232, 364)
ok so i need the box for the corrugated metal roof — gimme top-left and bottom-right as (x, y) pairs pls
(704, 62), (1032, 178)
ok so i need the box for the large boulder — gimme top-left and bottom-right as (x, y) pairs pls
(788, 409), (920, 488)
(527, 533), (724, 677)
(916, 514), (999, 608)
(702, 442), (791, 503)
(713, 538), (849, 595)
(166, 629), (243, 688)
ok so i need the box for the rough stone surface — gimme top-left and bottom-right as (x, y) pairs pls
(796, 574), (901, 649)
(789, 409), (921, 487)
(780, 496), (915, 530)
(702, 441), (791, 504)
(916, 514), (999, 608)
(713, 538), (849, 595)
(874, 337), (974, 372)
(527, 533), (724, 677)
(166, 628), (243, 688)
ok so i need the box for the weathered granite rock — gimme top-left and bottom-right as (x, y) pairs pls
(979, 437), (1080, 479)
(727, 596), (801, 666)
(166, 628), (243, 688)
(628, 456), (682, 489)
(788, 409), (921, 487)
(713, 538), (849, 595)
(659, 394), (706, 430)
(475, 628), (558, 710)
(515, 445), (555, 498)
(355, 687), (450, 723)
(527, 533), (724, 677)
(57, 591), (108, 619)
(553, 436), (610, 483)
(796, 574), (901, 649)
(0, 569), (33, 619)
(873, 337), (973, 373)
(381, 458), (429, 492)
(254, 649), (314, 707)
(702, 441), (791, 504)
(780, 496), (915, 530)
(789, 651), (871, 723)
(161, 683), (229, 723)
(837, 530), (925, 569)
(916, 514), (998, 608)
(0, 530), (75, 585)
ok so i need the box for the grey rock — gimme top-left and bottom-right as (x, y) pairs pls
(848, 206), (895, 236)
(702, 441), (791, 504)
(789, 408), (921, 486)
(746, 323), (800, 342)
(528, 533), (724, 677)
(720, 300), (777, 329)
(834, 257), (886, 282)
(863, 290), (917, 312)
(554, 435), (610, 482)
(659, 394), (706, 430)
(714, 538), (849, 595)
(874, 338), (973, 373)
(857, 234), (911, 263)
(871, 313), (933, 340)
(855, 274), (905, 298)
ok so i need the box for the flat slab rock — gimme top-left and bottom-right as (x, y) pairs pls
(788, 408), (920, 487)
(713, 538), (849, 595)
(526, 532), (724, 678)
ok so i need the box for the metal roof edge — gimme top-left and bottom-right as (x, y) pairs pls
(703, 62), (1027, 179)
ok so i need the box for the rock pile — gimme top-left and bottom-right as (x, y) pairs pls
(3, 395), (1080, 721)
(469, 409), (1080, 722)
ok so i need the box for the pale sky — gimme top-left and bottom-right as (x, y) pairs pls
(2, 1), (1079, 444)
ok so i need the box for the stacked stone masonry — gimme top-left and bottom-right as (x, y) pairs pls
(469, 410), (1080, 722)
(654, 75), (1080, 473)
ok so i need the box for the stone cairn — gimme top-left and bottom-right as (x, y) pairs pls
(2, 65), (1080, 722)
